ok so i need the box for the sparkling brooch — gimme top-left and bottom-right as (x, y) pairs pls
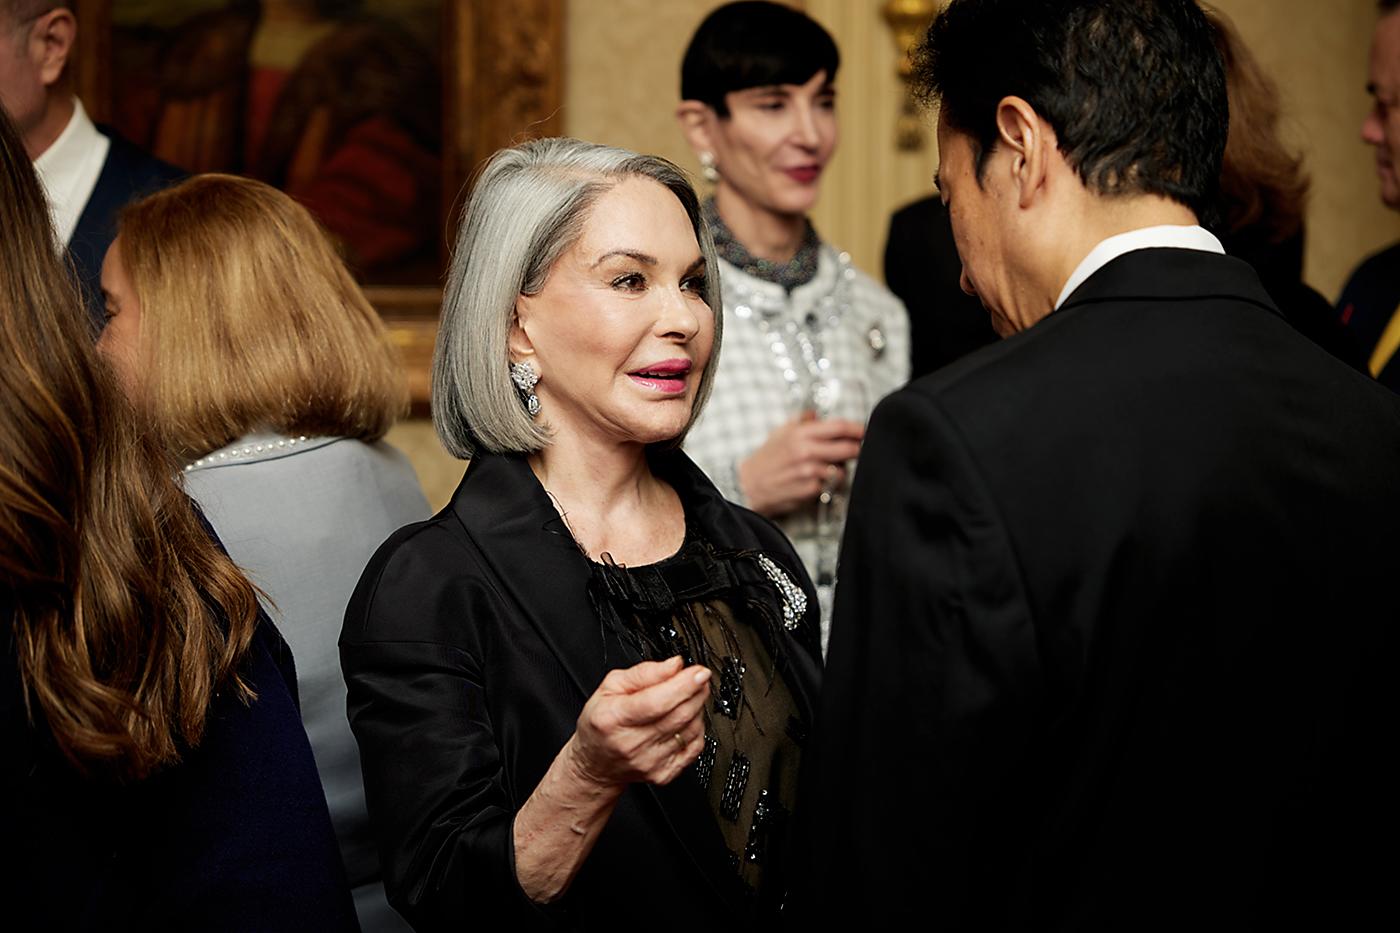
(757, 554), (807, 631)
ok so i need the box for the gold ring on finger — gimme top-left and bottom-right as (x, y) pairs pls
(673, 732), (685, 750)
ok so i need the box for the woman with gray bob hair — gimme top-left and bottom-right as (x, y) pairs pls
(343, 136), (823, 929)
(432, 137), (722, 457)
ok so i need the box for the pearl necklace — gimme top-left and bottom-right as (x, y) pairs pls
(183, 435), (312, 473)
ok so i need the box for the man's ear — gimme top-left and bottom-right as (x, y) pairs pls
(32, 8), (77, 88)
(508, 297), (537, 361)
(676, 100), (718, 159)
(994, 96), (1055, 210)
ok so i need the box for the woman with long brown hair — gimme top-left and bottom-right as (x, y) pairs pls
(0, 107), (356, 930)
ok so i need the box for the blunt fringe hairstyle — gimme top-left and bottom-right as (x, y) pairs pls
(434, 137), (722, 459)
(116, 174), (407, 461)
(915, 0), (1229, 221)
(0, 108), (259, 781)
(680, 0), (839, 116)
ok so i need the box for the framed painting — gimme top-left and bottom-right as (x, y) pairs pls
(71, 0), (565, 406)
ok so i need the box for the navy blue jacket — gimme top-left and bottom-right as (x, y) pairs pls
(2, 602), (360, 931)
(1337, 240), (1400, 391)
(66, 127), (183, 335)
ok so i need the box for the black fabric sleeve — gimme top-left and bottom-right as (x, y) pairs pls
(341, 538), (556, 932)
(795, 386), (1042, 924)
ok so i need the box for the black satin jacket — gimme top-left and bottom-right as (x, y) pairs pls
(340, 449), (822, 931)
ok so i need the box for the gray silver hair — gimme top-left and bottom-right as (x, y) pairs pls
(432, 137), (722, 459)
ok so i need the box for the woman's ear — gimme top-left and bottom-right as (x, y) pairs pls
(676, 100), (717, 158)
(994, 96), (1053, 210)
(508, 297), (537, 361)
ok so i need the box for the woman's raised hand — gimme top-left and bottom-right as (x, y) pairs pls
(738, 411), (865, 518)
(566, 656), (711, 788)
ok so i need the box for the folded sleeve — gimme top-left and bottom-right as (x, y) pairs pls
(796, 386), (1042, 922)
(340, 535), (554, 931)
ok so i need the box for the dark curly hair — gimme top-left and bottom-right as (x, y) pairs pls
(914, 0), (1228, 222)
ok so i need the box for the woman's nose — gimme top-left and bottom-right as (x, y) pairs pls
(657, 288), (702, 339)
(792, 104), (821, 149)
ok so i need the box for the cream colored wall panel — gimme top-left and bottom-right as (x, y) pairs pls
(564, 0), (729, 172)
(804, 0), (938, 280)
(386, 420), (466, 513)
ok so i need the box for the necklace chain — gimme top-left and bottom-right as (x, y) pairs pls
(728, 249), (856, 415)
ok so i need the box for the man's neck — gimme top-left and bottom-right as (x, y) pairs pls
(26, 93), (76, 161)
(1046, 195), (1200, 298)
(714, 184), (807, 263)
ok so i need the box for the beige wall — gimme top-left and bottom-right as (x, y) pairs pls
(401, 0), (1400, 507)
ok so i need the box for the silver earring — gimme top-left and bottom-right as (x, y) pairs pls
(509, 360), (541, 417)
(699, 151), (719, 184)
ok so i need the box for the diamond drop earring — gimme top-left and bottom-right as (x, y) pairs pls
(509, 360), (541, 417)
(699, 151), (719, 184)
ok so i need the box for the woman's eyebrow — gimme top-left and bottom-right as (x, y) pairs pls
(593, 249), (658, 267)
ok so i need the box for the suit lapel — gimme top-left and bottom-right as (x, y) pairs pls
(448, 451), (607, 701)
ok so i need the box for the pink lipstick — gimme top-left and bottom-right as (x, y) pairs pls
(628, 359), (692, 395)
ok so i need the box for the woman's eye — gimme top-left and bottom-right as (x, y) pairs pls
(681, 275), (707, 294)
(611, 272), (646, 291)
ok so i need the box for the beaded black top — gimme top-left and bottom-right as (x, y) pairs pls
(703, 198), (821, 293)
(588, 530), (806, 909)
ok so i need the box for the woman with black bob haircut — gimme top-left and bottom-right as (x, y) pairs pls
(341, 137), (822, 929)
(676, 1), (909, 649)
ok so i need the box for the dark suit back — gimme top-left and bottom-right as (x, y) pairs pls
(67, 128), (183, 334)
(802, 249), (1400, 928)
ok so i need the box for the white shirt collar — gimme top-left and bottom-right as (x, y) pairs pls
(32, 97), (110, 246)
(1054, 224), (1225, 310)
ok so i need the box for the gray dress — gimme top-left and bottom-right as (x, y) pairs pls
(183, 433), (429, 933)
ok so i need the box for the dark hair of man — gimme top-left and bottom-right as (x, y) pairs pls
(680, 0), (839, 117)
(1382, 0), (1400, 13)
(914, 0), (1229, 221)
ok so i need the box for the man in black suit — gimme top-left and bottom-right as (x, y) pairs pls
(0, 1), (180, 333)
(802, 0), (1400, 927)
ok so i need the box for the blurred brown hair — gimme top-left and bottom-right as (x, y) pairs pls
(1208, 6), (1310, 243)
(114, 174), (407, 460)
(0, 108), (259, 780)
